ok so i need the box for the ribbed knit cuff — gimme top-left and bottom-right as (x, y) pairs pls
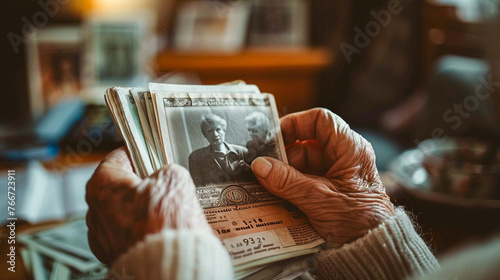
(111, 229), (234, 280)
(313, 208), (440, 280)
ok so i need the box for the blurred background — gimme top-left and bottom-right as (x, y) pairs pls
(1, 0), (500, 279)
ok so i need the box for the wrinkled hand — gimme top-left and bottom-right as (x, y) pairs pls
(86, 147), (211, 265)
(251, 108), (394, 246)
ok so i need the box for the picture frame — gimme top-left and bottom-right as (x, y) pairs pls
(27, 26), (83, 118)
(247, 0), (309, 48)
(173, 0), (250, 52)
(82, 12), (155, 103)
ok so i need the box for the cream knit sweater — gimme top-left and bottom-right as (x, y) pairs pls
(314, 208), (439, 279)
(111, 208), (440, 280)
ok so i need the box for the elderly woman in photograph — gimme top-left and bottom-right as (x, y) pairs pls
(245, 111), (280, 161)
(188, 113), (253, 187)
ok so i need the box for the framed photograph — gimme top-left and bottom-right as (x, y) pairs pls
(153, 92), (286, 188)
(27, 26), (83, 118)
(247, 0), (309, 48)
(173, 0), (250, 52)
(82, 13), (155, 103)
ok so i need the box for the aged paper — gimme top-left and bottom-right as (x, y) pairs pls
(151, 91), (324, 269)
(105, 87), (153, 177)
(130, 88), (162, 170)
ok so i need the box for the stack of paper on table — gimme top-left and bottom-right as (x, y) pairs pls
(19, 219), (107, 280)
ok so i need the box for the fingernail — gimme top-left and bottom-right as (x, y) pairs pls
(252, 158), (273, 179)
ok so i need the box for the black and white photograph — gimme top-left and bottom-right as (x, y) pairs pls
(95, 24), (139, 83)
(158, 94), (285, 188)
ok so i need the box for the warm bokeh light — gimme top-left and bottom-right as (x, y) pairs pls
(90, 0), (156, 13)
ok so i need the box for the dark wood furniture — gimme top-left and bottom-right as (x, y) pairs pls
(156, 48), (333, 115)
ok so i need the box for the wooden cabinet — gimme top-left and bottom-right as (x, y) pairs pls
(156, 48), (333, 115)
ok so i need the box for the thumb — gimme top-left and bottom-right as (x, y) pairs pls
(251, 157), (313, 204)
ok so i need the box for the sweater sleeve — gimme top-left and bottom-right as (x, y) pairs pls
(111, 229), (234, 280)
(312, 208), (440, 280)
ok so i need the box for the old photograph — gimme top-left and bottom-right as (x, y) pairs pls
(157, 93), (285, 188)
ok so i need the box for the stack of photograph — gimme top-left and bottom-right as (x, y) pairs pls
(105, 82), (325, 279)
(18, 219), (107, 280)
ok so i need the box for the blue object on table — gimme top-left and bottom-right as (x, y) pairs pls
(1, 143), (59, 162)
(34, 98), (85, 144)
(0, 98), (85, 161)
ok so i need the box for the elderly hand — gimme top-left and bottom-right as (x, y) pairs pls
(251, 108), (394, 246)
(86, 147), (211, 266)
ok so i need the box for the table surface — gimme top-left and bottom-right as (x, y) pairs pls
(381, 173), (500, 257)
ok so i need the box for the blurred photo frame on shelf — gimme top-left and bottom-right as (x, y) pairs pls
(82, 12), (155, 103)
(247, 0), (309, 48)
(173, 0), (250, 52)
(27, 26), (83, 118)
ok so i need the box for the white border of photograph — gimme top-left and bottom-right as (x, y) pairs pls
(82, 12), (155, 103)
(27, 26), (82, 118)
(173, 0), (250, 52)
(247, 0), (309, 48)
